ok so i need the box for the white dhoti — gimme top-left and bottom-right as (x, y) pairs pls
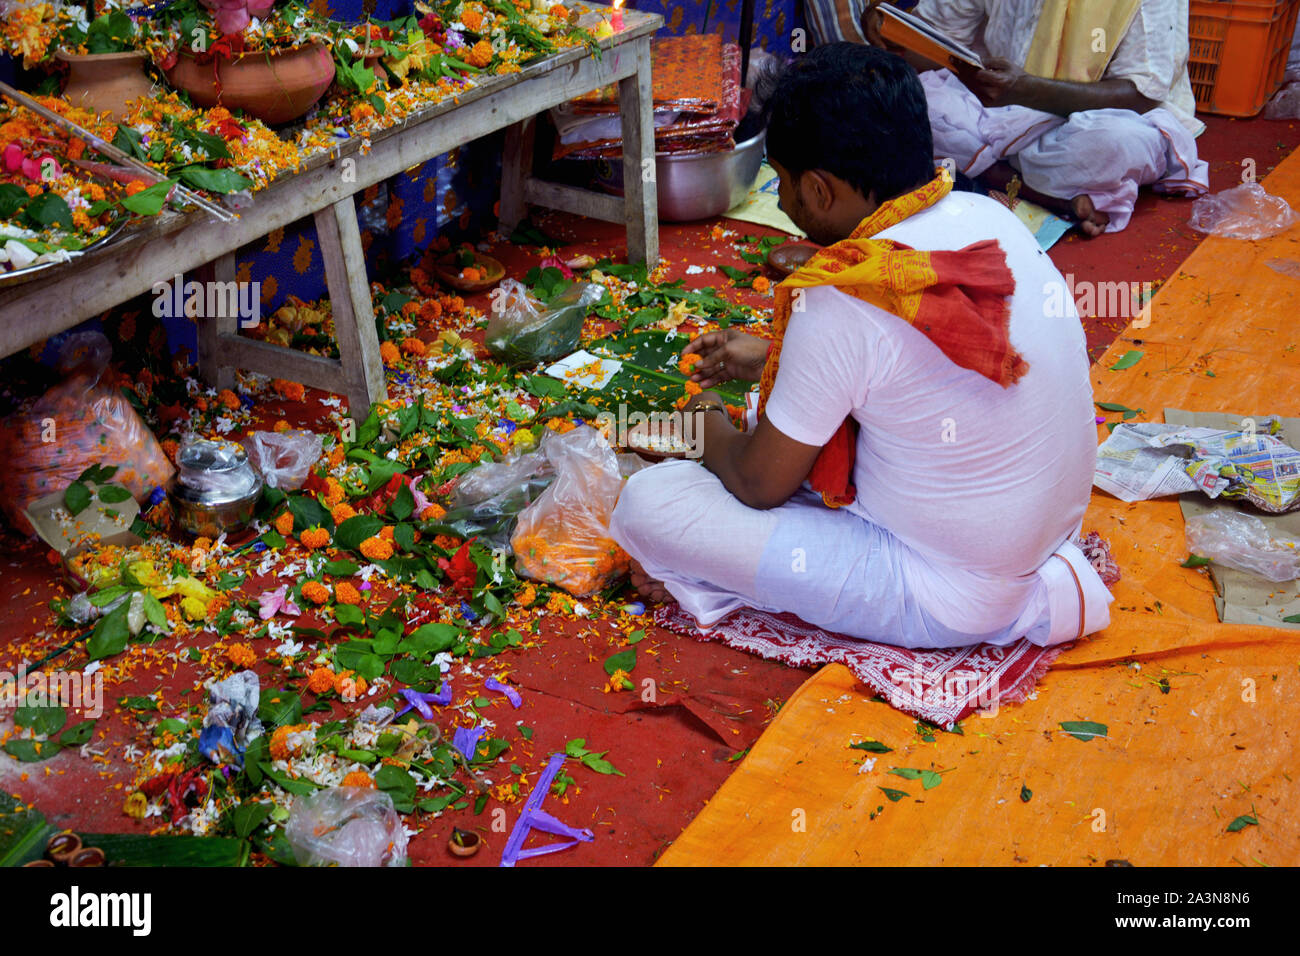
(921, 69), (1209, 233)
(610, 459), (1112, 651)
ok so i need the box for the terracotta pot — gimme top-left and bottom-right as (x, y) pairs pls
(164, 42), (335, 125)
(56, 50), (153, 122)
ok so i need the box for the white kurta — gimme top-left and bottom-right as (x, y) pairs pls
(610, 192), (1113, 649)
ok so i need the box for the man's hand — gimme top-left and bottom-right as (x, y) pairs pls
(683, 388), (728, 415)
(859, 0), (899, 51)
(960, 56), (1027, 107)
(681, 330), (769, 388)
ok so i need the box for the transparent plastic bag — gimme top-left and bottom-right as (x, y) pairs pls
(0, 331), (174, 535)
(284, 787), (409, 867)
(245, 429), (324, 490)
(510, 425), (630, 596)
(485, 279), (605, 366)
(1185, 510), (1300, 583)
(1188, 183), (1300, 240)
(1264, 80), (1300, 120)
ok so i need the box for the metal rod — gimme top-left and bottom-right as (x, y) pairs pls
(0, 80), (237, 223)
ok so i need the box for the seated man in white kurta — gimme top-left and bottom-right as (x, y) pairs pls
(861, 0), (1208, 235)
(609, 44), (1112, 650)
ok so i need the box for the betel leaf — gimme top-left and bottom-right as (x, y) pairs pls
(324, 559), (360, 576)
(334, 603), (365, 628)
(287, 494), (332, 533)
(14, 704), (66, 737)
(400, 622), (461, 657)
(96, 484), (133, 504)
(1181, 555), (1212, 568)
(849, 740), (892, 753)
(23, 192), (73, 230)
(920, 770), (942, 790)
(229, 801), (273, 838)
(1059, 720), (1108, 742)
(63, 481), (92, 516)
(1108, 350), (1144, 371)
(3, 739), (59, 762)
(879, 787), (909, 802)
(0, 183), (29, 218)
(60, 720), (96, 747)
(258, 689), (302, 729)
(334, 514), (384, 550)
(603, 649), (636, 675)
(178, 165), (252, 194)
(87, 603), (130, 660)
(120, 178), (176, 216)
(390, 482), (414, 521)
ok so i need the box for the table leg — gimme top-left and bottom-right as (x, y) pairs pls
(618, 36), (659, 267)
(499, 117), (536, 236)
(314, 197), (388, 421)
(195, 252), (238, 391)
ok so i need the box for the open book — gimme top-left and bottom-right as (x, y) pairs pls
(878, 3), (985, 72)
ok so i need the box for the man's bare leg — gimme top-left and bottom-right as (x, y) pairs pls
(980, 161), (1110, 237)
(628, 556), (671, 604)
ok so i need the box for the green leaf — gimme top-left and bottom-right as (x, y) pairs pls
(324, 559), (360, 576)
(287, 495), (332, 534)
(1181, 555), (1212, 568)
(3, 739), (60, 762)
(604, 648), (636, 676)
(87, 603), (130, 660)
(1225, 812), (1258, 833)
(64, 481), (92, 516)
(879, 787), (908, 802)
(23, 192), (74, 230)
(888, 767), (923, 780)
(258, 689), (303, 729)
(142, 592), (168, 630)
(60, 720), (96, 747)
(120, 178), (176, 216)
(230, 801), (273, 838)
(849, 740), (893, 753)
(155, 718), (188, 736)
(580, 753), (624, 776)
(920, 770), (942, 790)
(1059, 720), (1108, 742)
(118, 696), (158, 713)
(374, 764), (417, 796)
(400, 622), (461, 657)
(334, 603), (365, 628)
(334, 514), (384, 551)
(96, 484), (133, 504)
(260, 763), (318, 795)
(178, 165), (252, 194)
(1108, 350), (1144, 371)
(1020, 783), (1033, 803)
(390, 483), (414, 521)
(15, 704), (66, 736)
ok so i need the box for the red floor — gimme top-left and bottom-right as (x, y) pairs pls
(2, 110), (1298, 866)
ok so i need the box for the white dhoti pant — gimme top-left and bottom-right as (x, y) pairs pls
(921, 70), (1209, 233)
(610, 460), (1112, 650)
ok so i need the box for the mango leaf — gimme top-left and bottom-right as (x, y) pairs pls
(1108, 350), (1144, 371)
(1059, 720), (1108, 742)
(849, 740), (892, 753)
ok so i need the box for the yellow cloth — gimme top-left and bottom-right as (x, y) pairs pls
(1023, 0), (1141, 83)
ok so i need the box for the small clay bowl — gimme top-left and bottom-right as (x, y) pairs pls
(448, 828), (481, 858)
(625, 419), (696, 461)
(68, 847), (106, 867)
(767, 241), (819, 277)
(433, 252), (506, 292)
(23, 859), (56, 867)
(46, 831), (82, 864)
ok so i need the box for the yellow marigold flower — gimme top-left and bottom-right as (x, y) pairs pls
(331, 502), (357, 524)
(400, 337), (427, 356)
(360, 536), (395, 561)
(516, 584), (536, 607)
(269, 723), (309, 761)
(420, 502), (446, 521)
(123, 792), (148, 819)
(465, 39), (494, 68)
(335, 670), (368, 701)
(380, 340), (402, 366)
(341, 771), (374, 789)
(273, 419), (292, 432)
(192, 537), (212, 552)
(226, 643), (257, 668)
(301, 581), (330, 605)
(217, 388), (240, 410)
(274, 511), (295, 536)
(604, 668), (632, 693)
(334, 581), (362, 605)
(322, 477), (346, 507)
(307, 666), (335, 695)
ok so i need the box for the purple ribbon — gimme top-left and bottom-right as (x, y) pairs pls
(452, 724), (486, 763)
(500, 752), (594, 867)
(484, 678), (522, 708)
(395, 683), (452, 720)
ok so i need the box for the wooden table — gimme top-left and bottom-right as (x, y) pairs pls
(0, 6), (661, 419)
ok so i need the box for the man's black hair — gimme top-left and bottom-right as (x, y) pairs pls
(763, 43), (935, 204)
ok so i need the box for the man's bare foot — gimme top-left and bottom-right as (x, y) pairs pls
(1071, 194), (1110, 237)
(627, 557), (671, 604)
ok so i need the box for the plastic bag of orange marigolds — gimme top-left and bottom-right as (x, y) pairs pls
(509, 424), (631, 597)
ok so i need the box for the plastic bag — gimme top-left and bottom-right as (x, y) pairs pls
(245, 429), (324, 490)
(485, 279), (605, 366)
(176, 437), (259, 498)
(510, 424), (630, 596)
(1185, 510), (1300, 583)
(1188, 183), (1300, 240)
(1264, 80), (1300, 120)
(284, 787), (409, 867)
(0, 331), (175, 535)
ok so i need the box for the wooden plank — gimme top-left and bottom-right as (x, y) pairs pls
(499, 117), (537, 234)
(215, 336), (347, 392)
(314, 197), (388, 419)
(522, 177), (625, 222)
(194, 251), (238, 391)
(618, 36), (659, 267)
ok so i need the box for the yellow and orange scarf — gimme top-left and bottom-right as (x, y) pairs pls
(758, 172), (1025, 508)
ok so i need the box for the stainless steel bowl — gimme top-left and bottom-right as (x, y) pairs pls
(597, 130), (767, 222)
(167, 439), (263, 537)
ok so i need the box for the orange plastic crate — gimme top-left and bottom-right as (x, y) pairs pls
(1189, 0), (1300, 116)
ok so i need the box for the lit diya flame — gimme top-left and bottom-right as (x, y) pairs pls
(611, 0), (623, 30)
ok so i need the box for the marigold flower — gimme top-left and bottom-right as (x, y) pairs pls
(334, 581), (362, 605)
(380, 340), (402, 366)
(400, 337), (428, 356)
(271, 378), (306, 402)
(322, 477), (346, 507)
(335, 670), (368, 701)
(332, 502), (357, 524)
(379, 525), (396, 542)
(226, 643), (257, 668)
(460, 8), (484, 31)
(125, 180), (148, 196)
(465, 39), (494, 67)
(341, 771), (375, 789)
(461, 266), (481, 281)
(360, 536), (394, 561)
(123, 792), (148, 819)
(420, 502), (447, 521)
(516, 584), (536, 606)
(307, 666), (335, 695)
(217, 388), (240, 410)
(677, 352), (702, 374)
(300, 527), (331, 550)
(269, 723), (310, 761)
(273, 419), (292, 432)
(684, 380), (702, 396)
(301, 581), (330, 605)
(752, 275), (771, 294)
(274, 511), (295, 536)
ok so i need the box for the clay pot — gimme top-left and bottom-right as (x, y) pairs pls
(45, 831), (82, 864)
(22, 859), (56, 867)
(448, 828), (481, 858)
(164, 42), (335, 125)
(68, 847), (106, 867)
(55, 50), (153, 122)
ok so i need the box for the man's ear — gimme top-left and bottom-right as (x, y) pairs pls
(801, 169), (836, 212)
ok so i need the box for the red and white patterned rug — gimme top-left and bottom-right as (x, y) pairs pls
(653, 602), (1066, 726)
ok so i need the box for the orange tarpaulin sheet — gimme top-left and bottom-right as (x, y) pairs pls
(656, 156), (1300, 867)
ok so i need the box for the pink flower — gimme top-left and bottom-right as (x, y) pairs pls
(258, 584), (301, 620)
(539, 255), (574, 279)
(200, 0), (256, 35)
(405, 475), (431, 516)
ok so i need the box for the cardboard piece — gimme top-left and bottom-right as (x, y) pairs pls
(1166, 407), (1300, 630)
(23, 480), (142, 559)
